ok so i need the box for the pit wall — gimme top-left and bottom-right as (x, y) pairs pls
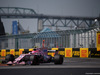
(0, 48), (100, 58)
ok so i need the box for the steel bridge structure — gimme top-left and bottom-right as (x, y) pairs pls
(0, 7), (100, 49)
(0, 7), (100, 31)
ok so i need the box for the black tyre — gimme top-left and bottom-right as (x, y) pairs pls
(21, 56), (30, 65)
(30, 55), (40, 65)
(5, 54), (15, 62)
(54, 55), (63, 65)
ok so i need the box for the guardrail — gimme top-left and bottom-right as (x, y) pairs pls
(0, 48), (100, 58)
(51, 48), (100, 58)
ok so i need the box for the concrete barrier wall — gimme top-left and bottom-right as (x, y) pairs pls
(0, 48), (100, 58)
(51, 48), (100, 58)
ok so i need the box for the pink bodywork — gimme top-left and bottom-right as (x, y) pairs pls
(7, 49), (47, 65)
(7, 54), (27, 65)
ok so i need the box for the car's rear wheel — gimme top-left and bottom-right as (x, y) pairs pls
(30, 55), (40, 65)
(5, 54), (15, 62)
(54, 55), (63, 65)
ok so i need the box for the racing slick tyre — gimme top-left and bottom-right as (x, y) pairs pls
(22, 56), (30, 65)
(54, 55), (63, 65)
(5, 54), (15, 62)
(30, 55), (40, 65)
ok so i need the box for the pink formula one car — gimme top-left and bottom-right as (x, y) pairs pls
(3, 48), (63, 66)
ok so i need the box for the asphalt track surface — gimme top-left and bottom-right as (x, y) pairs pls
(0, 58), (100, 75)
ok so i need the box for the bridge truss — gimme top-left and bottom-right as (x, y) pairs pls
(0, 7), (100, 49)
(0, 7), (100, 31)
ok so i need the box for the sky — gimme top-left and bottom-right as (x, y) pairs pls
(0, 0), (100, 34)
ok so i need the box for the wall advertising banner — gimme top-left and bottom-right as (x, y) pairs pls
(10, 49), (15, 56)
(19, 49), (24, 55)
(65, 48), (72, 57)
(1, 49), (6, 56)
(97, 31), (100, 48)
(80, 48), (88, 58)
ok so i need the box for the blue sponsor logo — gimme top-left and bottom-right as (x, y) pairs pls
(12, 21), (18, 35)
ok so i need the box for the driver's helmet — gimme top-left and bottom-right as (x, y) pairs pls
(34, 48), (36, 51)
(34, 46), (37, 51)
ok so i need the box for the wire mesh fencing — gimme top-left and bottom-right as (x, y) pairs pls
(0, 27), (99, 49)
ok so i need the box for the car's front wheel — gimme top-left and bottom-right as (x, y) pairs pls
(30, 55), (40, 65)
(5, 54), (15, 62)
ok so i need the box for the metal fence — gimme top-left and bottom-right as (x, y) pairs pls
(0, 27), (99, 49)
